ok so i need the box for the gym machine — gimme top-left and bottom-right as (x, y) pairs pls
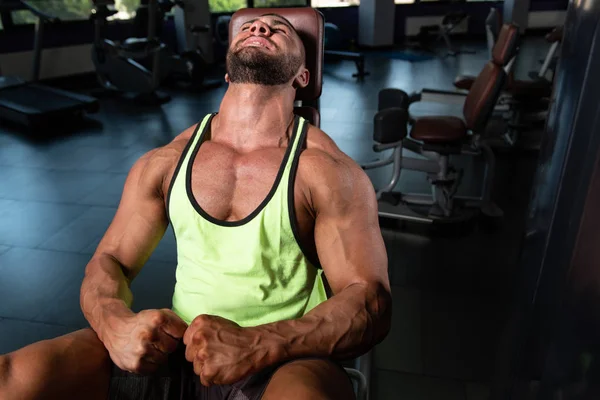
(455, 13), (561, 94)
(363, 91), (500, 225)
(530, 27), (563, 81)
(323, 22), (369, 80)
(453, 21), (563, 148)
(0, 0), (99, 131)
(412, 0), (475, 58)
(363, 25), (520, 225)
(132, 0), (222, 90)
(90, 0), (170, 104)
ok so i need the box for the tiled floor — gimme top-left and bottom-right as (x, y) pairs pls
(0, 37), (550, 398)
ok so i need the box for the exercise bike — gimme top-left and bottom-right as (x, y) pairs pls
(90, 0), (170, 104)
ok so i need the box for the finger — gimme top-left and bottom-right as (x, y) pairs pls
(123, 348), (164, 376)
(160, 309), (188, 339)
(200, 374), (212, 387)
(192, 358), (204, 381)
(184, 341), (197, 363)
(200, 366), (217, 387)
(152, 329), (180, 354)
(183, 324), (192, 346)
(140, 346), (169, 369)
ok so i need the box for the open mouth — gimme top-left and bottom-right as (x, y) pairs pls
(242, 37), (273, 49)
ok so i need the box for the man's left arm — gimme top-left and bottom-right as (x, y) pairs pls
(184, 156), (392, 385)
(255, 157), (392, 361)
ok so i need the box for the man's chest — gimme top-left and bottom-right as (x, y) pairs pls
(164, 140), (316, 244)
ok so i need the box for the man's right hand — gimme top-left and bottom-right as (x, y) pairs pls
(103, 308), (188, 375)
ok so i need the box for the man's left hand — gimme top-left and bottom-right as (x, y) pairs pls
(183, 314), (272, 386)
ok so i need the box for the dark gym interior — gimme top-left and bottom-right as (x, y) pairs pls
(2, 0), (600, 398)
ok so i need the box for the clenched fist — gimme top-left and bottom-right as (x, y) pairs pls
(103, 308), (188, 374)
(183, 315), (272, 386)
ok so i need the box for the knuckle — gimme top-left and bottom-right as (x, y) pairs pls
(135, 343), (149, 356)
(199, 349), (210, 361)
(193, 361), (203, 376)
(192, 314), (209, 327)
(201, 366), (216, 382)
(149, 310), (166, 326)
(193, 330), (206, 342)
(137, 328), (153, 343)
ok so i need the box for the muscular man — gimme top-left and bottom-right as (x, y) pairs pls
(0, 13), (391, 400)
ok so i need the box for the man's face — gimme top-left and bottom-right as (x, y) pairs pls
(226, 14), (306, 86)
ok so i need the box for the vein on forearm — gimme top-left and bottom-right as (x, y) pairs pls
(80, 253), (134, 340)
(256, 281), (392, 363)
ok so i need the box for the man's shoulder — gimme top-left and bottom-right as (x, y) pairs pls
(127, 123), (199, 196)
(299, 125), (371, 192)
(149, 123), (199, 163)
(300, 124), (340, 161)
(297, 125), (376, 213)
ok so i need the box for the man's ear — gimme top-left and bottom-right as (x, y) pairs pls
(293, 67), (310, 89)
(225, 73), (230, 83)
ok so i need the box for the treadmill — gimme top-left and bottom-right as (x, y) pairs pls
(0, 0), (99, 130)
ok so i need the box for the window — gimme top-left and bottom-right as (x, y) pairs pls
(110, 0), (141, 20)
(10, 0), (139, 24)
(254, 0), (307, 6)
(310, 0), (359, 7)
(11, 0), (93, 23)
(209, 0), (248, 13)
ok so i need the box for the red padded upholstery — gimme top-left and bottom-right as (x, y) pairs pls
(454, 24), (517, 92)
(410, 116), (467, 143)
(492, 24), (519, 66)
(294, 106), (320, 128)
(229, 8), (324, 102)
(454, 75), (475, 90)
(463, 62), (505, 131)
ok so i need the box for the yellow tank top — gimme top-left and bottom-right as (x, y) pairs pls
(166, 113), (327, 326)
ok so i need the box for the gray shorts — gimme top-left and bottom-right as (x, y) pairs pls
(107, 342), (277, 400)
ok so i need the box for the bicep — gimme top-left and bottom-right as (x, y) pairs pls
(313, 163), (389, 295)
(94, 151), (169, 281)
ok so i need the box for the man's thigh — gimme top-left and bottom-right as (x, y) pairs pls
(261, 359), (356, 400)
(0, 328), (111, 400)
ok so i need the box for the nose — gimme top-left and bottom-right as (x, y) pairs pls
(249, 20), (272, 36)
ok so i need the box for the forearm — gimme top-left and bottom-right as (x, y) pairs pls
(80, 253), (135, 342)
(254, 282), (392, 364)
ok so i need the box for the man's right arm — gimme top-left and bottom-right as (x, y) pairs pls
(80, 147), (187, 373)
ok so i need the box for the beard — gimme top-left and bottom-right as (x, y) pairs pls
(226, 43), (302, 86)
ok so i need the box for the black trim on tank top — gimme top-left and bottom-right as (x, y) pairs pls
(165, 117), (210, 226)
(186, 115), (300, 227)
(287, 119), (323, 270)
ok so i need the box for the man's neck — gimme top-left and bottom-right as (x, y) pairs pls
(213, 83), (296, 151)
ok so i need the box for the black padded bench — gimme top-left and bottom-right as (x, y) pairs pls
(324, 50), (370, 80)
